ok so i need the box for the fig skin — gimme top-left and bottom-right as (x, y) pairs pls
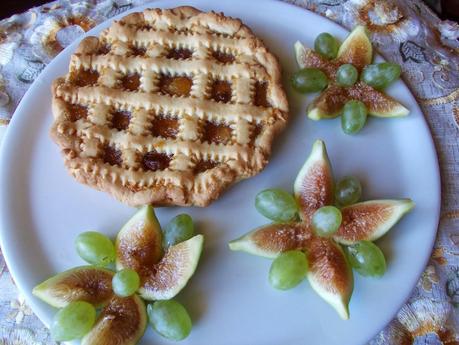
(32, 266), (114, 308)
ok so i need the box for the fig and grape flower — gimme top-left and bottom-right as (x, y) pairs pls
(33, 206), (203, 344)
(229, 140), (414, 319)
(292, 26), (410, 134)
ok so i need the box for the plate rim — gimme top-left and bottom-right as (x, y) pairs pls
(0, 0), (442, 344)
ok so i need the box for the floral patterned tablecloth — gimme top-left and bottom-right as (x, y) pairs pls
(0, 0), (458, 344)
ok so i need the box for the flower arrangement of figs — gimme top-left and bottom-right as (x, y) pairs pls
(33, 206), (204, 344)
(229, 140), (414, 319)
(292, 26), (410, 134)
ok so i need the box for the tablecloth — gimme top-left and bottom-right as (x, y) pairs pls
(0, 0), (457, 344)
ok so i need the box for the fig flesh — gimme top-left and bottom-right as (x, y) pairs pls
(81, 295), (147, 345)
(116, 206), (163, 272)
(305, 237), (353, 319)
(32, 266), (113, 308)
(334, 199), (415, 245)
(336, 26), (372, 71)
(294, 140), (334, 222)
(139, 235), (204, 300)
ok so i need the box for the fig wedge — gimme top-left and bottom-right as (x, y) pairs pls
(305, 237), (353, 319)
(334, 199), (415, 245)
(139, 234), (204, 300)
(81, 295), (147, 345)
(116, 205), (163, 272)
(307, 82), (409, 119)
(32, 266), (113, 308)
(336, 26), (372, 71)
(294, 140), (334, 222)
(229, 223), (312, 258)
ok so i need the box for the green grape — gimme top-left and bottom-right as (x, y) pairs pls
(336, 64), (358, 87)
(346, 241), (387, 277)
(163, 214), (194, 247)
(255, 188), (298, 222)
(361, 62), (401, 89)
(335, 176), (362, 206)
(291, 68), (328, 93)
(341, 100), (367, 135)
(148, 300), (192, 341)
(112, 269), (140, 297)
(269, 250), (308, 290)
(50, 301), (96, 341)
(314, 32), (339, 60)
(312, 206), (342, 237)
(75, 231), (115, 266)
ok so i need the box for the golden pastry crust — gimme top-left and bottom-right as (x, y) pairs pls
(50, 6), (289, 207)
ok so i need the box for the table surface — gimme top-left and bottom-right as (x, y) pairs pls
(0, 0), (457, 344)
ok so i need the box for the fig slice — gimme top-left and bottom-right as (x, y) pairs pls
(307, 82), (409, 119)
(294, 41), (338, 79)
(32, 266), (113, 308)
(229, 223), (313, 258)
(81, 295), (147, 345)
(116, 205), (163, 272)
(305, 237), (353, 320)
(336, 26), (373, 71)
(294, 140), (334, 222)
(139, 234), (204, 300)
(333, 199), (415, 245)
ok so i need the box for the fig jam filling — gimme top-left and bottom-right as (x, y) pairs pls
(254, 81), (270, 107)
(67, 103), (88, 122)
(97, 44), (111, 54)
(110, 110), (131, 130)
(121, 73), (141, 91)
(150, 115), (179, 139)
(250, 122), (263, 144)
(202, 121), (232, 145)
(194, 160), (218, 173)
(73, 69), (99, 87)
(159, 75), (192, 96)
(142, 151), (171, 171)
(103, 146), (122, 166)
(211, 80), (232, 103)
(130, 46), (147, 56)
(166, 48), (193, 60)
(212, 50), (235, 64)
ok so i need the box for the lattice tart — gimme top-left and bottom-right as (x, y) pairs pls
(50, 6), (289, 207)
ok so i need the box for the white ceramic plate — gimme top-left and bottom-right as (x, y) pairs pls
(0, 1), (441, 344)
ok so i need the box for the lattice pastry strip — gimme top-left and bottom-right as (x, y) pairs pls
(50, 6), (288, 207)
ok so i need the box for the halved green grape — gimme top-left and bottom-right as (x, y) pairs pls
(341, 100), (368, 135)
(335, 176), (362, 206)
(314, 32), (339, 60)
(336, 64), (358, 87)
(361, 62), (401, 90)
(291, 68), (328, 93)
(112, 268), (140, 297)
(269, 250), (308, 290)
(255, 188), (298, 222)
(50, 301), (96, 341)
(163, 214), (194, 248)
(75, 231), (115, 267)
(312, 206), (342, 237)
(346, 241), (386, 277)
(148, 300), (192, 341)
